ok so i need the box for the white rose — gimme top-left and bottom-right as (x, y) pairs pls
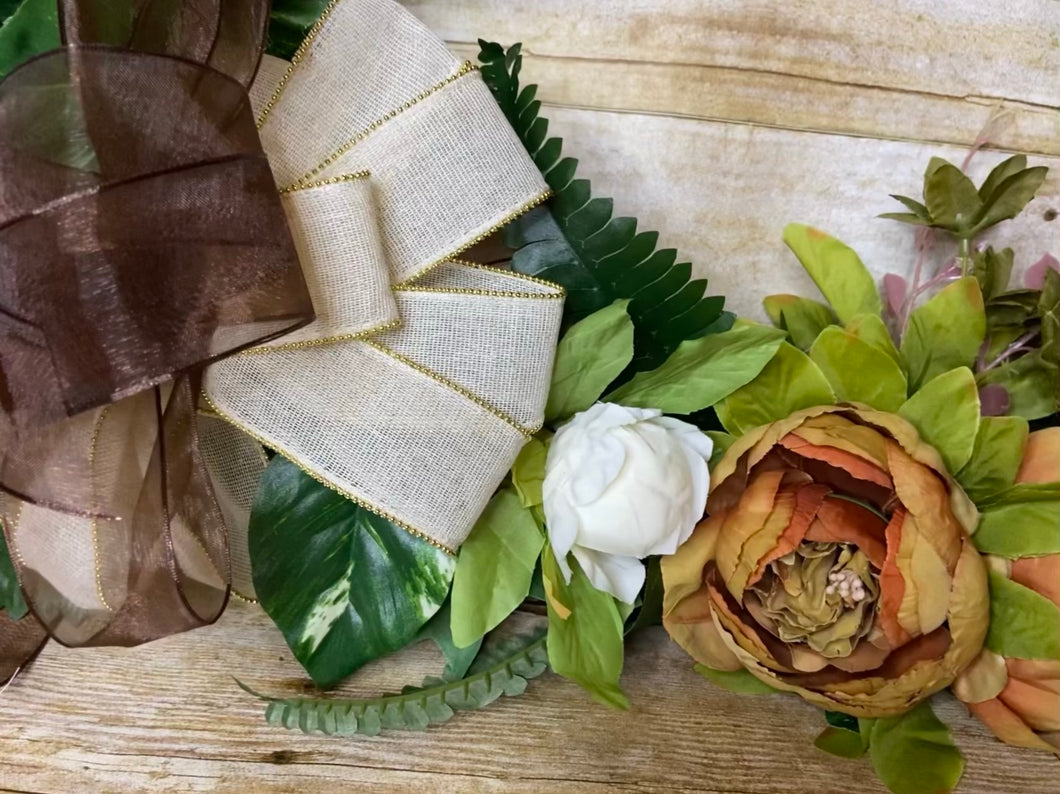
(542, 402), (713, 604)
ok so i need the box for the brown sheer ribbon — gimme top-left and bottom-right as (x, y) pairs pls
(0, 0), (311, 682)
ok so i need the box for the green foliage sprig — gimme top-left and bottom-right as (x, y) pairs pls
(238, 629), (547, 736)
(879, 155), (1058, 419)
(477, 41), (731, 374)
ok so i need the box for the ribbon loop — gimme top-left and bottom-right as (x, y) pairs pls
(205, 0), (564, 554)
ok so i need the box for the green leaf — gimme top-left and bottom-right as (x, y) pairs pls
(897, 368), (980, 473)
(887, 193), (932, 222)
(782, 224), (883, 323)
(705, 430), (736, 469)
(0, 0), (22, 24)
(810, 326), (908, 411)
(762, 294), (836, 351)
(413, 598), (482, 682)
(867, 701), (964, 794)
(979, 482), (1060, 507)
(815, 727), (869, 759)
(450, 488), (544, 650)
(826, 710), (861, 732)
(605, 323), (786, 414)
(978, 155), (1028, 202)
(546, 300), (633, 421)
(0, 0), (60, 80)
(479, 41), (728, 374)
(924, 162), (982, 233)
(971, 246), (1015, 301)
(249, 457), (455, 688)
(974, 501), (1060, 558)
(266, 0), (333, 59)
(956, 416), (1028, 501)
(542, 546), (629, 709)
(901, 277), (986, 392)
(716, 341), (836, 435)
(978, 351), (1058, 421)
(971, 167), (1049, 235)
(626, 556), (664, 633)
(985, 570), (1060, 660)
(0, 528), (28, 621)
(693, 664), (778, 694)
(239, 628), (548, 736)
(847, 313), (901, 363)
(511, 436), (547, 508)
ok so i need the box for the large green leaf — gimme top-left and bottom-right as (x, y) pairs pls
(694, 664), (778, 695)
(479, 40), (729, 374)
(867, 701), (964, 794)
(974, 501), (1060, 558)
(1, 0), (22, 24)
(782, 224), (882, 323)
(846, 312), (901, 363)
(810, 326), (908, 411)
(605, 323), (786, 414)
(542, 546), (628, 708)
(266, 0), (332, 59)
(985, 570), (1060, 660)
(250, 457), (455, 688)
(901, 277), (985, 392)
(897, 368), (980, 473)
(0, 528), (28, 621)
(546, 300), (633, 422)
(762, 294), (835, 351)
(511, 436), (547, 508)
(412, 598), (482, 682)
(956, 416), (1028, 501)
(450, 488), (544, 649)
(716, 341), (836, 435)
(814, 726), (869, 759)
(0, 0), (59, 79)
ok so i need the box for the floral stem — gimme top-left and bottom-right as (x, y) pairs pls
(958, 236), (972, 276)
(979, 330), (1040, 374)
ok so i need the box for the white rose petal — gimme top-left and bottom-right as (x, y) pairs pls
(542, 402), (713, 603)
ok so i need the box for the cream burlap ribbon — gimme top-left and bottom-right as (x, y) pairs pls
(202, 0), (563, 575)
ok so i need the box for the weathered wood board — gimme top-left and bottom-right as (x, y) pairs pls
(2, 1), (1059, 792)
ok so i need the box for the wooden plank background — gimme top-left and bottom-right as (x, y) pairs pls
(2, 1), (1059, 792)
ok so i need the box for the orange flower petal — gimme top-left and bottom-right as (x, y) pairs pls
(1017, 428), (1060, 484)
(1000, 675), (1060, 732)
(748, 483), (831, 586)
(715, 469), (792, 597)
(804, 496), (888, 568)
(1010, 556), (1060, 609)
(780, 433), (893, 489)
(885, 440), (962, 570)
(878, 506), (911, 647)
(969, 698), (1060, 755)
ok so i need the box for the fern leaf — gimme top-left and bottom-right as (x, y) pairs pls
(478, 41), (733, 373)
(238, 630), (548, 736)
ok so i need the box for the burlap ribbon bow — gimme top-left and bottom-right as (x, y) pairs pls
(0, 0), (562, 683)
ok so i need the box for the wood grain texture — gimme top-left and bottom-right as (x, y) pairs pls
(2, 602), (1058, 794)
(4, 1), (1060, 792)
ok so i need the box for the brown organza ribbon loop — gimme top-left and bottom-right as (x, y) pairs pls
(0, 0), (311, 673)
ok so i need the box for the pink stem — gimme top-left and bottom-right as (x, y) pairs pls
(980, 330), (1040, 373)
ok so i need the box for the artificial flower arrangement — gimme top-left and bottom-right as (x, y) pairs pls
(0, 2), (1057, 793)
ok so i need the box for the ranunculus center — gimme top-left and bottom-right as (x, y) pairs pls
(745, 542), (880, 658)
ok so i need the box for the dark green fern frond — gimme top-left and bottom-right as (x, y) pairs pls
(479, 40), (732, 373)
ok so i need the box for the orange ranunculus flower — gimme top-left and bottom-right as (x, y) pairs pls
(953, 428), (1060, 756)
(661, 404), (989, 717)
